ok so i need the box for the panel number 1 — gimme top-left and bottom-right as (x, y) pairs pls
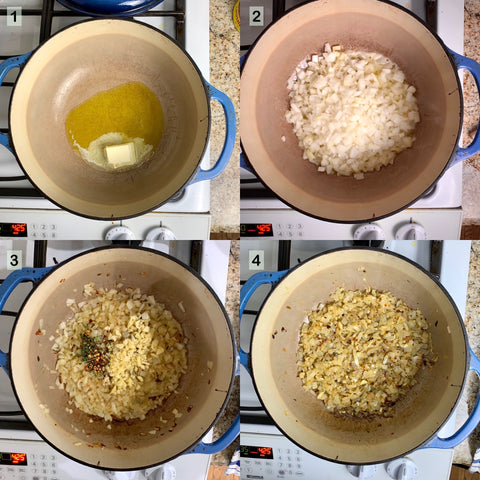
(7, 7), (22, 27)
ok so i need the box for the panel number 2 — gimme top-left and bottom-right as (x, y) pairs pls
(7, 250), (22, 270)
(249, 6), (264, 26)
(7, 7), (22, 27)
(249, 250), (264, 271)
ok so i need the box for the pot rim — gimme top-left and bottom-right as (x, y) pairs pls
(248, 246), (469, 464)
(240, 0), (463, 224)
(7, 18), (211, 221)
(8, 245), (237, 471)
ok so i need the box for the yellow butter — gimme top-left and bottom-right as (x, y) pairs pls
(104, 142), (137, 169)
(66, 81), (164, 172)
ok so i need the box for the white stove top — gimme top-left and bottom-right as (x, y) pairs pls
(240, 0), (465, 240)
(0, 0), (213, 240)
(239, 240), (472, 480)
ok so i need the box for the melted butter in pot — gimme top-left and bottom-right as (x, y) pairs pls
(65, 81), (164, 172)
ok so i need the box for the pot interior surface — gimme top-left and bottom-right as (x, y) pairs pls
(251, 248), (467, 464)
(10, 247), (235, 470)
(10, 19), (209, 219)
(240, 0), (462, 222)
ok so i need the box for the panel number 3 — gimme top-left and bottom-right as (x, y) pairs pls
(7, 250), (22, 270)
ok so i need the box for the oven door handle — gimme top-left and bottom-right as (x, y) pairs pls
(0, 267), (52, 375)
(448, 48), (480, 165)
(0, 52), (32, 153)
(189, 81), (236, 184)
(240, 270), (289, 375)
(423, 345), (480, 449)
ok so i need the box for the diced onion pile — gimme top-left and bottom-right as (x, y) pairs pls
(53, 283), (188, 422)
(297, 287), (436, 417)
(285, 44), (420, 179)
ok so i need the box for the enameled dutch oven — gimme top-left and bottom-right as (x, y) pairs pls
(56, 0), (166, 16)
(240, 0), (480, 223)
(0, 246), (239, 471)
(0, 18), (235, 220)
(240, 247), (480, 464)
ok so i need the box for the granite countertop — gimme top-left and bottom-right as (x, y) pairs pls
(462, 1), (480, 228)
(453, 241), (480, 466)
(211, 240), (240, 467)
(209, 0), (240, 238)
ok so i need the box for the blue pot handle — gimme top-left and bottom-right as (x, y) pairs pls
(189, 82), (236, 184)
(0, 267), (52, 375)
(423, 346), (480, 449)
(55, 0), (166, 16)
(188, 414), (240, 455)
(448, 49), (480, 166)
(188, 347), (241, 453)
(0, 52), (32, 153)
(240, 152), (252, 172)
(240, 270), (289, 375)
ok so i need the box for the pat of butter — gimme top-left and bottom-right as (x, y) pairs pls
(104, 142), (137, 169)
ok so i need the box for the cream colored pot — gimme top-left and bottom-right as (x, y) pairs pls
(0, 247), (237, 470)
(241, 248), (480, 464)
(0, 19), (235, 220)
(241, 0), (480, 222)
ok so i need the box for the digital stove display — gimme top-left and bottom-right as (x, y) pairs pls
(0, 223), (27, 237)
(240, 445), (274, 459)
(0, 452), (27, 465)
(240, 223), (273, 237)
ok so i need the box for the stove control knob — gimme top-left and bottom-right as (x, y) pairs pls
(395, 223), (427, 240)
(353, 224), (386, 241)
(105, 226), (135, 241)
(145, 464), (176, 480)
(386, 457), (418, 480)
(146, 226), (177, 241)
(347, 464), (377, 479)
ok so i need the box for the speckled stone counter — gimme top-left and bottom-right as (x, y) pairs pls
(209, 0), (240, 237)
(462, 2), (480, 228)
(453, 241), (480, 465)
(211, 240), (240, 466)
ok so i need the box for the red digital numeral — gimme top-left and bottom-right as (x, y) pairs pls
(11, 453), (26, 464)
(12, 224), (26, 235)
(257, 224), (271, 235)
(258, 447), (272, 457)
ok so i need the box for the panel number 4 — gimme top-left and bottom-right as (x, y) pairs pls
(249, 250), (264, 270)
